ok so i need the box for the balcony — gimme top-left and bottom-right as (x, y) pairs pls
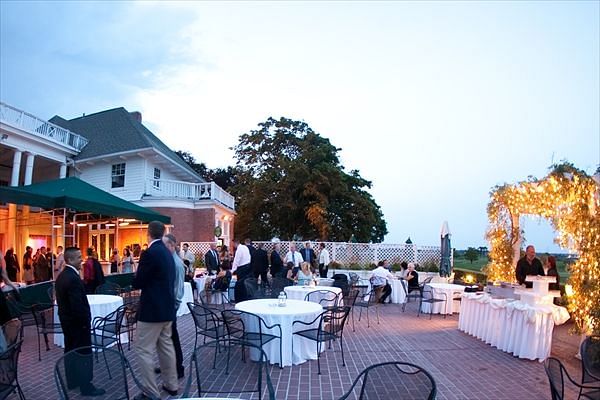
(0, 101), (89, 152)
(144, 178), (235, 210)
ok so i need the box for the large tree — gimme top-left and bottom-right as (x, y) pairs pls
(230, 117), (387, 242)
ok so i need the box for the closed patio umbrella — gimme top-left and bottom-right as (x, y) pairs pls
(440, 221), (452, 277)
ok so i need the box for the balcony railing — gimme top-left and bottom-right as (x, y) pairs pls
(0, 101), (89, 152)
(144, 178), (235, 210)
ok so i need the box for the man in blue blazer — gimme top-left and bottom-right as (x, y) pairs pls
(132, 221), (178, 400)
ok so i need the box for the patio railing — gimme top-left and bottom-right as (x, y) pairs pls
(0, 101), (89, 152)
(144, 178), (235, 210)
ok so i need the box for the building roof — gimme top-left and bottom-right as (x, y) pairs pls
(49, 107), (203, 181)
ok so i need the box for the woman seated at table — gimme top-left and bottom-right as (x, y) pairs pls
(296, 262), (314, 286)
(285, 262), (297, 285)
(399, 261), (409, 278)
(405, 263), (420, 292)
(212, 263), (232, 292)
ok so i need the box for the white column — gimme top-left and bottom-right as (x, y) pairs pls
(24, 152), (35, 185)
(59, 163), (67, 179)
(10, 149), (22, 186)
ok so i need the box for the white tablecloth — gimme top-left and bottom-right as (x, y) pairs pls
(317, 278), (335, 287)
(235, 299), (324, 367)
(177, 282), (194, 317)
(458, 293), (570, 361)
(420, 283), (466, 314)
(389, 279), (407, 304)
(54, 294), (124, 347)
(193, 276), (225, 304)
(284, 286), (342, 306)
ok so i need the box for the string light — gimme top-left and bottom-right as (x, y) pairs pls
(484, 163), (600, 335)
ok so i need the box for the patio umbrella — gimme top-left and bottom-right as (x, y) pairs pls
(440, 221), (452, 277)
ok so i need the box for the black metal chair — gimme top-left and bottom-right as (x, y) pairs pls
(182, 340), (275, 400)
(31, 303), (63, 361)
(544, 357), (600, 400)
(244, 278), (267, 300)
(418, 286), (447, 319)
(187, 302), (229, 369)
(0, 340), (25, 400)
(221, 309), (283, 369)
(197, 289), (230, 311)
(54, 345), (138, 400)
(354, 285), (382, 328)
(4, 293), (35, 329)
(332, 274), (350, 297)
(269, 277), (291, 299)
(580, 335), (600, 400)
(402, 279), (423, 311)
(1, 319), (23, 348)
(292, 306), (351, 375)
(337, 361), (437, 400)
(347, 272), (360, 286)
(90, 305), (126, 355)
(304, 289), (340, 309)
(343, 288), (361, 332)
(120, 297), (139, 351)
(95, 282), (121, 296)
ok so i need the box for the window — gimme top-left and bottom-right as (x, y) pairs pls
(153, 167), (161, 189)
(111, 163), (126, 188)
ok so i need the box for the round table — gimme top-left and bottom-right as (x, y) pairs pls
(54, 294), (124, 347)
(284, 286), (342, 306)
(235, 299), (323, 367)
(194, 276), (227, 304)
(420, 283), (466, 315)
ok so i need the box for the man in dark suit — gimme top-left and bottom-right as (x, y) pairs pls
(270, 243), (284, 278)
(252, 243), (270, 285)
(515, 245), (544, 287)
(132, 221), (178, 400)
(55, 247), (105, 397)
(204, 243), (220, 275)
(301, 242), (317, 272)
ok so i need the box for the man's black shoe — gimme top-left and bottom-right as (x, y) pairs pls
(154, 367), (161, 374)
(133, 393), (153, 400)
(80, 384), (106, 397)
(162, 385), (178, 396)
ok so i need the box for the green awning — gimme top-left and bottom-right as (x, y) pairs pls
(0, 177), (170, 223)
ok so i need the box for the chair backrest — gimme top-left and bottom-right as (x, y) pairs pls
(581, 335), (600, 384)
(244, 278), (265, 299)
(333, 278), (350, 297)
(183, 339), (275, 400)
(93, 305), (126, 337)
(270, 277), (291, 298)
(95, 282), (121, 296)
(32, 304), (61, 331)
(327, 306), (351, 335)
(0, 340), (23, 390)
(544, 357), (567, 400)
(368, 286), (384, 305)
(54, 345), (132, 400)
(2, 319), (23, 347)
(222, 309), (271, 342)
(423, 276), (434, 284)
(345, 288), (360, 307)
(187, 302), (221, 333)
(338, 361), (437, 400)
(305, 290), (339, 307)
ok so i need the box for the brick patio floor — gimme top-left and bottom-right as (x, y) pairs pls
(15, 301), (584, 399)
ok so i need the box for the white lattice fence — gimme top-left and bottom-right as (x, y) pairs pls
(181, 241), (450, 267)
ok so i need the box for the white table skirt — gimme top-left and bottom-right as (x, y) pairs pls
(421, 283), (466, 314)
(317, 278), (335, 287)
(284, 286), (342, 306)
(177, 282), (194, 317)
(235, 299), (324, 367)
(55, 294), (125, 348)
(194, 276), (226, 305)
(458, 293), (570, 361)
(389, 280), (407, 304)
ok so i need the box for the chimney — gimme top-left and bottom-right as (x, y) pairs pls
(130, 111), (142, 123)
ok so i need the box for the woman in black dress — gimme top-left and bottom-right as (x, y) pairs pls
(0, 250), (20, 325)
(4, 249), (19, 282)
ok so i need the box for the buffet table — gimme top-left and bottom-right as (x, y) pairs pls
(284, 286), (342, 306)
(420, 283), (466, 314)
(458, 292), (570, 361)
(54, 294), (125, 348)
(235, 299), (324, 367)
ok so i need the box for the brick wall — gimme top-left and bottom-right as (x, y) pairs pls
(151, 207), (216, 242)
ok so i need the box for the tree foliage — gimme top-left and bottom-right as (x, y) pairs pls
(464, 247), (480, 264)
(229, 117), (387, 242)
(175, 151), (239, 190)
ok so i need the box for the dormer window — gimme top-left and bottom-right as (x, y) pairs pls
(111, 163), (126, 188)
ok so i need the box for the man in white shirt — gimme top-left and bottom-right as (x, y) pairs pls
(284, 243), (302, 269)
(54, 246), (65, 279)
(370, 260), (394, 304)
(179, 243), (196, 271)
(232, 239), (252, 302)
(318, 242), (330, 278)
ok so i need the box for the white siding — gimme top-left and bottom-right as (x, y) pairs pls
(78, 157), (146, 201)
